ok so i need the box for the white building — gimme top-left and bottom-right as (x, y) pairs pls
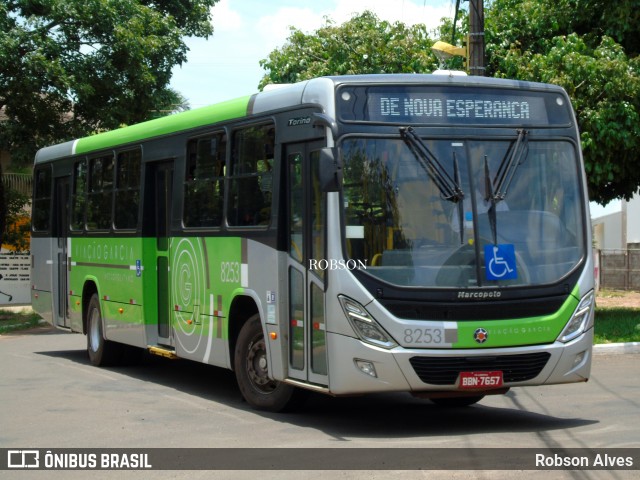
(591, 191), (640, 250)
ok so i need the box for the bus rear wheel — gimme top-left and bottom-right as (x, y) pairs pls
(86, 294), (122, 366)
(234, 314), (304, 412)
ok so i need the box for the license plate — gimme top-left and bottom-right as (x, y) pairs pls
(459, 371), (503, 389)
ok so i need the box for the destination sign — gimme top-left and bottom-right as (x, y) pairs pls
(338, 86), (572, 126)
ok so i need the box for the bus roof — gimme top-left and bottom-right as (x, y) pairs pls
(35, 95), (252, 164)
(34, 74), (568, 164)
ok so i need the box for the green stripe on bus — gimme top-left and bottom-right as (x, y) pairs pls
(452, 286), (580, 348)
(75, 96), (252, 154)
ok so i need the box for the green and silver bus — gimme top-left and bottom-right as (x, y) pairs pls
(31, 74), (594, 411)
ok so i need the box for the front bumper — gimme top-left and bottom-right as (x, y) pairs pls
(325, 327), (593, 395)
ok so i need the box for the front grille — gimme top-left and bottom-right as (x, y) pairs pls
(381, 296), (567, 321)
(409, 352), (551, 385)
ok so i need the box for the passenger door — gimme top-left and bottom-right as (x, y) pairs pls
(285, 142), (328, 386)
(143, 160), (174, 347)
(53, 176), (70, 328)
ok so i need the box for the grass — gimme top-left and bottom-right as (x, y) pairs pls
(2, 307), (640, 344)
(594, 307), (640, 344)
(0, 309), (45, 335)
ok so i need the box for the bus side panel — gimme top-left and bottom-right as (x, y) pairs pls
(30, 237), (54, 325)
(169, 236), (243, 368)
(102, 302), (144, 347)
(69, 291), (82, 333)
(244, 240), (288, 382)
(68, 236), (147, 348)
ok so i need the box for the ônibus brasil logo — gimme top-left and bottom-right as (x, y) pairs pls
(308, 258), (368, 271)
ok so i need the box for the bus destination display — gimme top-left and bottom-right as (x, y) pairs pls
(370, 92), (547, 124)
(338, 86), (570, 125)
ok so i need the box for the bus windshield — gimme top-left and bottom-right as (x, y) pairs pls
(341, 136), (584, 288)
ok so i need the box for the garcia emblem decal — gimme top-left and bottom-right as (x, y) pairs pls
(473, 328), (488, 344)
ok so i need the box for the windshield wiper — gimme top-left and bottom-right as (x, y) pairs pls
(484, 129), (529, 245)
(400, 127), (466, 243)
(492, 129), (529, 203)
(400, 127), (464, 203)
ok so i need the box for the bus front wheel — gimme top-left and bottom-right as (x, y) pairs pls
(234, 314), (305, 412)
(86, 294), (122, 366)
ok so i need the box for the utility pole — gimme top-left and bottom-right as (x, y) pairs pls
(468, 0), (485, 76)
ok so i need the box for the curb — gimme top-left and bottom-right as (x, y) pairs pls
(593, 342), (640, 355)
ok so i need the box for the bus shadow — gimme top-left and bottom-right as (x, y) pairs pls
(289, 391), (598, 439)
(37, 348), (243, 406)
(36, 348), (598, 439)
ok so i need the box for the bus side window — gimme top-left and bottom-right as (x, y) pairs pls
(87, 154), (114, 230)
(71, 159), (87, 231)
(228, 123), (274, 227)
(184, 132), (226, 227)
(114, 149), (141, 230)
(32, 165), (53, 232)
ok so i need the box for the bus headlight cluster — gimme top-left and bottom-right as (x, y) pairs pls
(558, 291), (594, 343)
(338, 295), (398, 349)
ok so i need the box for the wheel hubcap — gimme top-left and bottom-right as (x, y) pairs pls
(246, 337), (277, 393)
(89, 309), (100, 352)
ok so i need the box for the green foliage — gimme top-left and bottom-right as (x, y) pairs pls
(486, 0), (640, 204)
(261, 3), (640, 204)
(0, 309), (43, 334)
(594, 307), (640, 344)
(2, 186), (31, 252)
(0, 0), (217, 166)
(259, 11), (438, 89)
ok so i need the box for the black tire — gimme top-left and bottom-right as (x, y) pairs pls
(234, 314), (305, 412)
(86, 294), (122, 366)
(430, 395), (484, 407)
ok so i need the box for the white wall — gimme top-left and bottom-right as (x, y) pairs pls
(626, 191), (640, 244)
(592, 212), (623, 250)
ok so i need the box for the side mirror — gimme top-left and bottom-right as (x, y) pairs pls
(318, 147), (342, 192)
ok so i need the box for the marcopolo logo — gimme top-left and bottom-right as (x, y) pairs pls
(308, 259), (368, 271)
(457, 290), (502, 300)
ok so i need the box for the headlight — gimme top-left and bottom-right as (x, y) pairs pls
(338, 295), (398, 349)
(557, 291), (594, 343)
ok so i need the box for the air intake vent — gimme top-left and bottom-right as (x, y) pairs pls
(409, 352), (551, 385)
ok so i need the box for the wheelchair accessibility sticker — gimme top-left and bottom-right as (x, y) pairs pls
(484, 244), (517, 281)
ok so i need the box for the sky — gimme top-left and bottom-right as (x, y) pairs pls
(168, 1), (630, 218)
(169, 0), (456, 108)
(168, 0), (621, 218)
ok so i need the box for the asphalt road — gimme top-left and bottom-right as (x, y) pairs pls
(1, 326), (638, 480)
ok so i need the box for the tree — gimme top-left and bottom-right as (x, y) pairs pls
(0, 0), (217, 167)
(259, 11), (438, 89)
(260, 4), (640, 205)
(485, 0), (640, 204)
(148, 88), (191, 118)
(1, 184), (30, 252)
(0, 163), (5, 247)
